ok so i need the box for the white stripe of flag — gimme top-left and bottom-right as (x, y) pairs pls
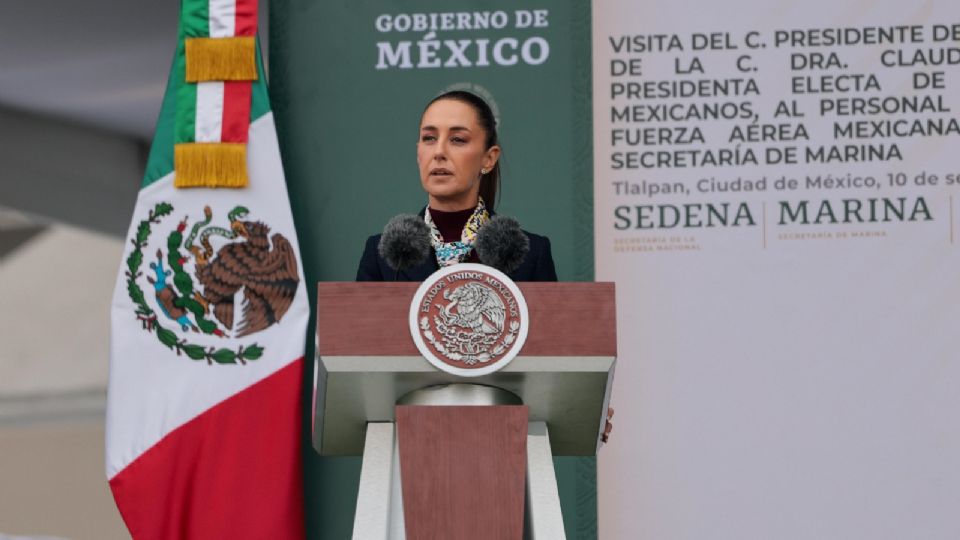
(195, 81), (225, 143)
(208, 0), (237, 38)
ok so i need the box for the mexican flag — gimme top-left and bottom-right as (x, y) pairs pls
(106, 1), (308, 537)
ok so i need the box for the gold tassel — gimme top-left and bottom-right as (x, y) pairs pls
(174, 143), (248, 188)
(184, 37), (257, 82)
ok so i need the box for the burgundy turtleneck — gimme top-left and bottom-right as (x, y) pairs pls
(428, 206), (474, 242)
(428, 206), (481, 262)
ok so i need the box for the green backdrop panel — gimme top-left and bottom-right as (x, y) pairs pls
(269, 0), (594, 537)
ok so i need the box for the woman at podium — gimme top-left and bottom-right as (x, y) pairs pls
(356, 90), (557, 282)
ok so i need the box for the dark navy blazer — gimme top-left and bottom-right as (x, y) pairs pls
(356, 230), (558, 282)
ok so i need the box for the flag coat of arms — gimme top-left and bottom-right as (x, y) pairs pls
(106, 2), (308, 537)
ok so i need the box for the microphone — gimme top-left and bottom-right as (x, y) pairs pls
(378, 214), (432, 274)
(475, 216), (530, 275)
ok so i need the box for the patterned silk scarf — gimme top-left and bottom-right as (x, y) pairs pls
(425, 198), (491, 267)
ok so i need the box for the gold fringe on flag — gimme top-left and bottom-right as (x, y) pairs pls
(184, 37), (257, 82)
(174, 143), (248, 188)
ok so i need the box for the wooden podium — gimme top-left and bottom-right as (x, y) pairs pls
(313, 281), (616, 539)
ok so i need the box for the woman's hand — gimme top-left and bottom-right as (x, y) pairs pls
(601, 407), (614, 444)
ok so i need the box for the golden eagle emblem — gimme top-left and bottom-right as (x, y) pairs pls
(187, 205), (300, 337)
(124, 202), (300, 365)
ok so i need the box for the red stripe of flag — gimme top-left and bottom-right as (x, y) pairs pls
(235, 0), (258, 37)
(109, 359), (305, 539)
(221, 81), (252, 143)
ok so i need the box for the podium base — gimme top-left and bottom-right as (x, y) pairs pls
(352, 385), (567, 540)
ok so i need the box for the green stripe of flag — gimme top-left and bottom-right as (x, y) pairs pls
(180, 0), (209, 37)
(142, 43), (179, 188)
(174, 24), (197, 147)
(250, 47), (271, 122)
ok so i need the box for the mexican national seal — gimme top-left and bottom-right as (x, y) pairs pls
(409, 263), (529, 377)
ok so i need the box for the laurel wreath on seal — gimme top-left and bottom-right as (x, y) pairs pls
(125, 202), (264, 365)
(420, 316), (520, 366)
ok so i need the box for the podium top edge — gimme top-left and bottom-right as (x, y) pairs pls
(316, 282), (617, 358)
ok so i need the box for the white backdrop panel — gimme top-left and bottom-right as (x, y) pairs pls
(594, 1), (960, 538)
